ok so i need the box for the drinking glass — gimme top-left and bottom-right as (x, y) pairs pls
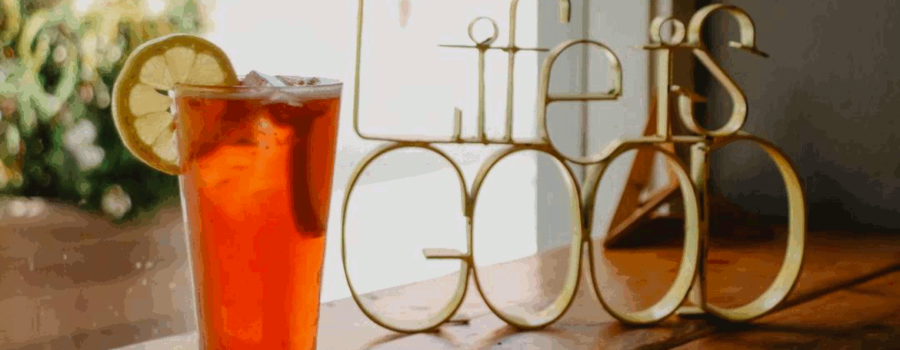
(174, 78), (342, 349)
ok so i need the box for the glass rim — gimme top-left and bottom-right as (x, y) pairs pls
(174, 76), (342, 94)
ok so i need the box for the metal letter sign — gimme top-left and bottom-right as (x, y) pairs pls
(342, 2), (807, 333)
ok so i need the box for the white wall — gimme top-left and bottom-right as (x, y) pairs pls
(534, 0), (589, 252)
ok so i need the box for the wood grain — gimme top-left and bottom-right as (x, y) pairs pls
(316, 228), (900, 349)
(674, 270), (900, 349)
(25, 225), (900, 349)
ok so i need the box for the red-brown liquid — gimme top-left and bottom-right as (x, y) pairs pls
(177, 91), (340, 349)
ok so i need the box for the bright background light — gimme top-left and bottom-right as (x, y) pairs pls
(146, 0), (167, 16)
(72, 0), (95, 16)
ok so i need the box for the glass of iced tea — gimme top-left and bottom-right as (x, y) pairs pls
(174, 75), (341, 349)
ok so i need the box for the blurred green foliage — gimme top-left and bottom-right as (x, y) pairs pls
(0, 0), (213, 221)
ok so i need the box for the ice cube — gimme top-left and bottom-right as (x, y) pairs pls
(241, 71), (269, 86)
(241, 71), (286, 87)
(276, 76), (320, 86)
(244, 72), (322, 87)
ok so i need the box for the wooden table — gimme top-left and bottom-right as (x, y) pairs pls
(119, 227), (900, 349)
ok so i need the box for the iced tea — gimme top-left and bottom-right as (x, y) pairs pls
(175, 79), (341, 349)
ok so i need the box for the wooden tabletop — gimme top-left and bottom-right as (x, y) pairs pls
(120, 226), (900, 349)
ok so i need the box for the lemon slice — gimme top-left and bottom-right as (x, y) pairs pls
(112, 34), (238, 175)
